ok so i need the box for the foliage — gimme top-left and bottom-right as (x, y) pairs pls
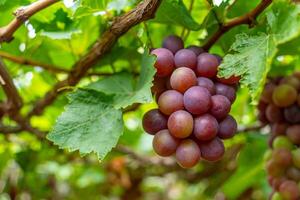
(0, 0), (300, 199)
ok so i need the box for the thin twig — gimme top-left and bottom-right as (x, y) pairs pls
(0, 0), (60, 43)
(203, 0), (273, 50)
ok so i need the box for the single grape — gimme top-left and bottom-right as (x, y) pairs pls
(151, 48), (175, 77)
(265, 104), (283, 123)
(170, 67), (197, 93)
(197, 53), (219, 78)
(266, 160), (285, 177)
(193, 114), (218, 141)
(292, 149), (300, 168)
(162, 35), (184, 54)
(279, 180), (300, 200)
(152, 129), (179, 157)
(215, 83), (236, 103)
(286, 167), (300, 182)
(272, 84), (297, 107)
(210, 95), (231, 120)
(187, 45), (205, 56)
(217, 75), (240, 85)
(198, 137), (225, 162)
(142, 109), (167, 135)
(273, 136), (294, 150)
(272, 148), (292, 168)
(286, 125), (300, 145)
(174, 49), (197, 69)
(217, 115), (237, 139)
(168, 110), (194, 138)
(183, 86), (211, 115)
(284, 104), (300, 124)
(271, 192), (283, 200)
(271, 177), (288, 191)
(175, 139), (201, 168)
(260, 82), (276, 104)
(280, 75), (300, 90)
(271, 123), (288, 136)
(197, 77), (216, 95)
(158, 90), (184, 115)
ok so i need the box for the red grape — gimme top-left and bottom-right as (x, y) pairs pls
(284, 104), (300, 124)
(272, 148), (292, 168)
(158, 90), (184, 115)
(197, 77), (216, 95)
(193, 114), (218, 141)
(153, 129), (179, 157)
(217, 115), (237, 139)
(176, 139), (201, 168)
(279, 180), (300, 200)
(286, 125), (300, 145)
(168, 110), (193, 138)
(187, 45), (204, 56)
(265, 104), (283, 123)
(198, 137), (225, 162)
(142, 109), (167, 135)
(162, 35), (184, 54)
(272, 84), (297, 107)
(210, 95), (231, 120)
(174, 49), (197, 69)
(151, 48), (175, 77)
(271, 123), (288, 136)
(183, 86), (212, 115)
(266, 160), (285, 177)
(170, 67), (197, 93)
(215, 83), (236, 103)
(197, 53), (219, 78)
(280, 75), (300, 90)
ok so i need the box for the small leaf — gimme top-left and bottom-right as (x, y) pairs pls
(87, 52), (156, 108)
(47, 89), (123, 161)
(218, 33), (277, 100)
(152, 0), (200, 30)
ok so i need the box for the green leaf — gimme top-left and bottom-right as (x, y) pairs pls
(218, 33), (277, 100)
(87, 52), (156, 108)
(47, 89), (123, 161)
(152, 0), (200, 30)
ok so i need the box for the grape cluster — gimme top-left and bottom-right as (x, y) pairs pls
(142, 35), (240, 168)
(258, 73), (300, 200)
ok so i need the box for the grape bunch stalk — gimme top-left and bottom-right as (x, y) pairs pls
(258, 73), (300, 200)
(142, 35), (240, 168)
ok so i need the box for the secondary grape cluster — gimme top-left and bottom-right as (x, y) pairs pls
(142, 35), (240, 168)
(258, 73), (300, 200)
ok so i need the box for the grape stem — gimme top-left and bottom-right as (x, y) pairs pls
(0, 0), (60, 43)
(203, 0), (273, 50)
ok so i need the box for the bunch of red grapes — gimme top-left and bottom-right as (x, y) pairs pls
(258, 73), (300, 200)
(142, 35), (240, 168)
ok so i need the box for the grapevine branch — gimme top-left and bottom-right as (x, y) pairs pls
(0, 0), (59, 43)
(27, 0), (162, 117)
(203, 0), (273, 50)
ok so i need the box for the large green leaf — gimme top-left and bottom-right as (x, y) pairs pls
(218, 1), (300, 101)
(87, 52), (156, 108)
(218, 33), (276, 100)
(47, 89), (123, 160)
(152, 0), (200, 30)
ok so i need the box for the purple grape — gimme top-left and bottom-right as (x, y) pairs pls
(174, 49), (197, 69)
(265, 104), (283, 123)
(217, 115), (237, 139)
(193, 114), (218, 141)
(170, 67), (197, 93)
(286, 125), (300, 145)
(197, 77), (215, 95)
(197, 53), (219, 78)
(142, 109), (167, 135)
(151, 48), (175, 77)
(153, 129), (179, 157)
(183, 86), (212, 115)
(187, 45), (205, 56)
(215, 83), (236, 103)
(168, 110), (193, 139)
(284, 104), (300, 124)
(162, 35), (184, 54)
(198, 137), (225, 162)
(210, 95), (231, 120)
(176, 139), (201, 168)
(158, 90), (184, 115)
